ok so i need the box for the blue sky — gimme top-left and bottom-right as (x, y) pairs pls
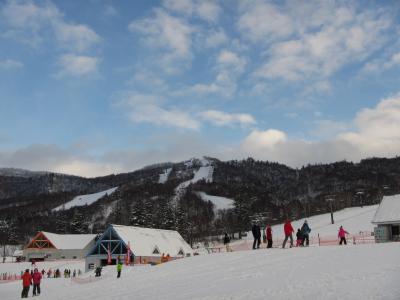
(1, 0), (400, 177)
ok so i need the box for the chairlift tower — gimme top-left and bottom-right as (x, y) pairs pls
(325, 195), (335, 224)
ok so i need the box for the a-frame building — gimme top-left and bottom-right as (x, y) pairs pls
(24, 231), (96, 261)
(85, 224), (193, 271)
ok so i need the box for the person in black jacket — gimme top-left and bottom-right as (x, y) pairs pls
(300, 220), (311, 246)
(251, 223), (261, 249)
(223, 233), (231, 252)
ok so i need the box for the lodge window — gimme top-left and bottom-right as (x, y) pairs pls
(152, 247), (160, 254)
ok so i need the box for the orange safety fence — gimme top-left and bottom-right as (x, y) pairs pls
(0, 273), (21, 283)
(217, 231), (376, 252)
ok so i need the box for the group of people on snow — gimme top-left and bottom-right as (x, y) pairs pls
(19, 266), (82, 297)
(21, 268), (41, 298)
(250, 219), (350, 249)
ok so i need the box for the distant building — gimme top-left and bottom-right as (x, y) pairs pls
(85, 224), (193, 272)
(372, 195), (400, 242)
(24, 231), (96, 261)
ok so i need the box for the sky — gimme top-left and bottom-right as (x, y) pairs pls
(0, 0), (400, 177)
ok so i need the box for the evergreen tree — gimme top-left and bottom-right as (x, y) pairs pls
(70, 209), (88, 234)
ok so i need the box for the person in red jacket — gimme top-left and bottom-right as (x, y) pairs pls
(266, 225), (273, 248)
(282, 219), (294, 248)
(32, 268), (42, 296)
(21, 269), (32, 298)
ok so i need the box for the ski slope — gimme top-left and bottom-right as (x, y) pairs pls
(1, 243), (399, 300)
(173, 158), (213, 204)
(53, 187), (118, 211)
(268, 205), (379, 240)
(196, 191), (234, 211)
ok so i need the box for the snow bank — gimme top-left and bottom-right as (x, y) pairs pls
(1, 244), (399, 299)
(53, 187), (118, 211)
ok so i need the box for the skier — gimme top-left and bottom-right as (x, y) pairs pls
(282, 219), (294, 248)
(117, 261), (123, 278)
(296, 229), (303, 247)
(266, 224), (273, 248)
(300, 220), (311, 246)
(338, 226), (349, 245)
(21, 269), (32, 298)
(251, 223), (261, 249)
(32, 268), (42, 296)
(223, 233), (231, 252)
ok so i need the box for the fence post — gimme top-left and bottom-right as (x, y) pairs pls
(318, 234), (320, 246)
(353, 236), (356, 245)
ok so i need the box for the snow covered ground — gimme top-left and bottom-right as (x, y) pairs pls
(1, 244), (399, 300)
(270, 205), (378, 239)
(1, 204), (399, 299)
(196, 191), (234, 211)
(53, 187), (118, 211)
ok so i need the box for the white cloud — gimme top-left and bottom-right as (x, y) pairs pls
(188, 50), (246, 98)
(119, 93), (200, 130)
(163, 0), (220, 22)
(1, 0), (100, 51)
(0, 59), (23, 70)
(237, 93), (400, 166)
(129, 9), (194, 73)
(58, 54), (99, 77)
(238, 1), (293, 42)
(311, 120), (349, 139)
(237, 1), (393, 81)
(196, 1), (220, 23)
(52, 21), (100, 52)
(163, 0), (194, 15)
(204, 28), (228, 48)
(241, 129), (287, 151)
(338, 94), (400, 156)
(199, 110), (256, 127)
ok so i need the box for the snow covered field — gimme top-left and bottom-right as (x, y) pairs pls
(1, 244), (399, 300)
(2, 204), (399, 299)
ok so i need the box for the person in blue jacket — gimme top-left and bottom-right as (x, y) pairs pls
(300, 220), (311, 246)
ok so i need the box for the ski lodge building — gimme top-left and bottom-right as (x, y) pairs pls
(24, 231), (96, 261)
(372, 194), (400, 242)
(85, 224), (193, 271)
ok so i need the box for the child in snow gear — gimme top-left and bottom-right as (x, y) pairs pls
(282, 219), (294, 248)
(296, 229), (303, 247)
(300, 220), (311, 246)
(32, 268), (42, 296)
(251, 223), (261, 249)
(117, 261), (123, 278)
(223, 233), (231, 252)
(338, 226), (349, 245)
(21, 269), (32, 298)
(266, 225), (273, 248)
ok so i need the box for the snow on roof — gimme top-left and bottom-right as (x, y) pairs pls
(41, 232), (96, 250)
(111, 225), (193, 257)
(53, 187), (118, 211)
(372, 195), (400, 224)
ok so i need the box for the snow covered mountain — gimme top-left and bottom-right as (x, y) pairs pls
(1, 156), (400, 246)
